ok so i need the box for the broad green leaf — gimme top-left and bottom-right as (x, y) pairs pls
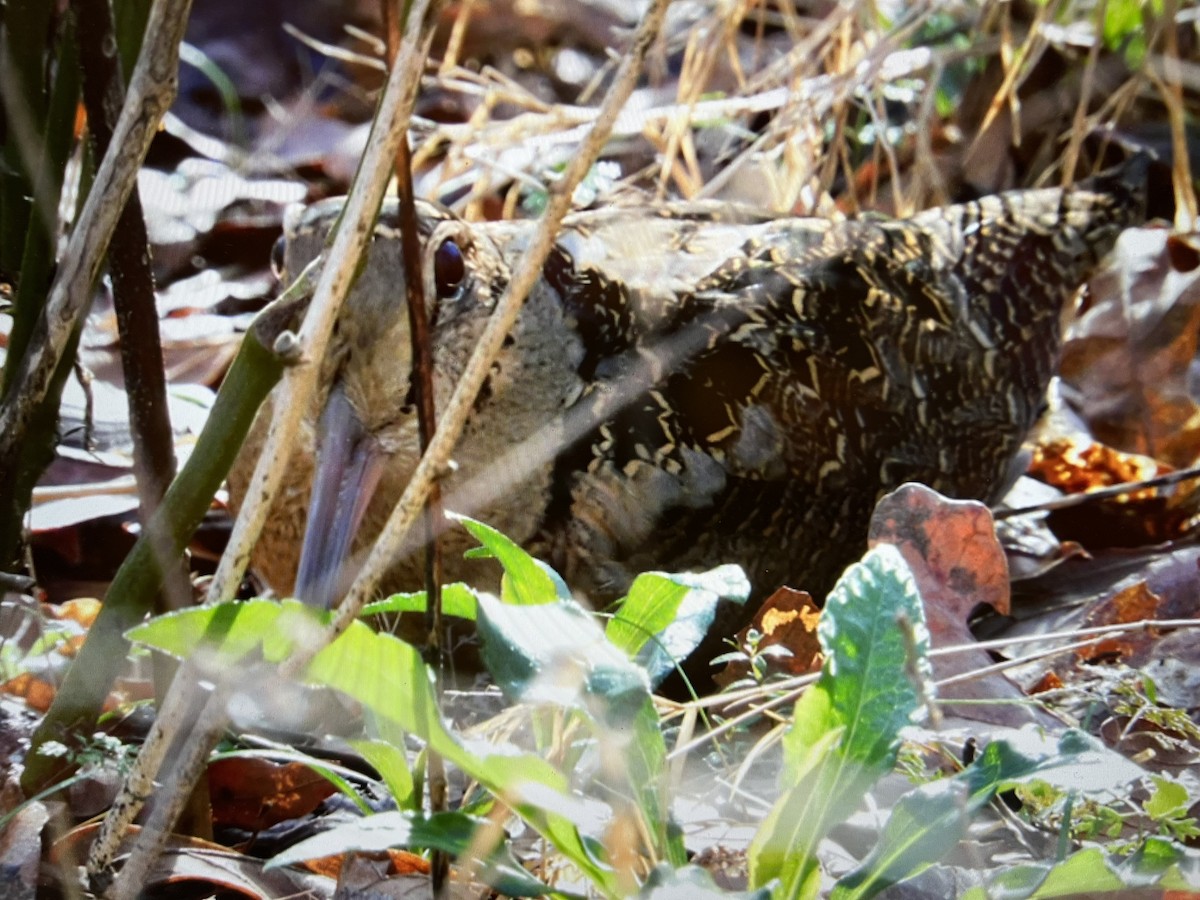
(133, 583), (622, 893)
(452, 513), (570, 604)
(608, 565), (750, 685)
(361, 582), (480, 620)
(303, 620), (620, 896)
(475, 592), (682, 864)
(606, 573), (689, 656)
(750, 544), (930, 897)
(785, 544), (930, 777)
(990, 728), (1145, 795)
(835, 730), (1152, 899)
(477, 593), (644, 706)
(831, 774), (990, 900)
(350, 738), (417, 811)
(963, 838), (1200, 899)
(125, 598), (313, 662)
(748, 726), (848, 897)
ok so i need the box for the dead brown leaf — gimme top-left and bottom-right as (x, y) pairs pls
(715, 586), (822, 685)
(1061, 227), (1200, 469)
(208, 756), (336, 832)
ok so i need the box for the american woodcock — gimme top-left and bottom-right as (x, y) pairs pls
(228, 156), (1148, 640)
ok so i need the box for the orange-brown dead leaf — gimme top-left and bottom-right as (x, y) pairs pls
(208, 757), (336, 832)
(1031, 438), (1200, 548)
(715, 587), (822, 686)
(0, 673), (56, 712)
(49, 597), (101, 628)
(753, 587), (822, 672)
(1028, 671), (1064, 693)
(1106, 581), (1163, 625)
(1032, 438), (1163, 496)
(1071, 582), (1166, 665)
(868, 482), (1010, 623)
(303, 849), (431, 880)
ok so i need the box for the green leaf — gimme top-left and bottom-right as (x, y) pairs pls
(748, 726), (849, 898)
(303, 620), (621, 896)
(991, 728), (1145, 795)
(1102, 0), (1161, 68)
(963, 839), (1200, 899)
(607, 565), (750, 685)
(1145, 776), (1189, 820)
(350, 738), (417, 811)
(477, 593), (634, 704)
(788, 544), (931, 776)
(452, 513), (570, 605)
(361, 582), (480, 620)
(133, 577), (626, 895)
(750, 544), (930, 897)
(476, 592), (682, 865)
(832, 777), (984, 900)
(126, 598), (300, 661)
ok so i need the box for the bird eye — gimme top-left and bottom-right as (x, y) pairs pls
(434, 238), (465, 298)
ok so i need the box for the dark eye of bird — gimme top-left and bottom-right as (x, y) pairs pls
(434, 238), (465, 298)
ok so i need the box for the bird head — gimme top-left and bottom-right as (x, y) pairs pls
(273, 199), (507, 608)
(266, 199), (584, 610)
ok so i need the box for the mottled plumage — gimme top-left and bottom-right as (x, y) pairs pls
(229, 158), (1147, 634)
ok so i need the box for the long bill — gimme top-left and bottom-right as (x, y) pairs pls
(294, 386), (385, 610)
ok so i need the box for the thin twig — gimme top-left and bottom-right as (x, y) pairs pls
(86, 0), (439, 881)
(66, 263), (315, 850)
(665, 617), (1200, 761)
(74, 0), (188, 612)
(86, 656), (206, 880)
(382, 0), (449, 893)
(102, 674), (238, 900)
(1059, 0), (1106, 187)
(993, 463), (1200, 519)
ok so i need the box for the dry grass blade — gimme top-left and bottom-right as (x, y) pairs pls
(1147, 0), (1199, 229)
